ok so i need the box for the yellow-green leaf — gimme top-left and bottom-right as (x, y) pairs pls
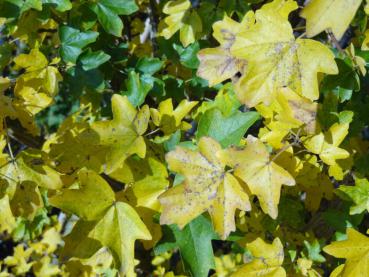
(301, 0), (362, 40)
(232, 237), (286, 277)
(49, 169), (115, 221)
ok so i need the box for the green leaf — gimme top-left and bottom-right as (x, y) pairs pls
(136, 57), (164, 75)
(197, 109), (260, 148)
(173, 42), (200, 69)
(66, 65), (105, 93)
(304, 239), (326, 263)
(123, 71), (153, 107)
(154, 215), (218, 277)
(355, 154), (369, 176)
(21, 0), (42, 13)
(322, 204), (364, 234)
(59, 26), (99, 64)
(338, 110), (354, 124)
(79, 49), (111, 71)
(0, 0), (21, 18)
(321, 59), (360, 101)
(95, 0), (138, 14)
(42, 0), (72, 11)
(0, 43), (12, 71)
(90, 0), (138, 37)
(337, 178), (369, 215)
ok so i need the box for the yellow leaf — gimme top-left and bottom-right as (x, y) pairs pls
(12, 11), (58, 47)
(302, 122), (350, 177)
(51, 169), (151, 276)
(0, 195), (16, 234)
(150, 98), (197, 135)
(218, 135), (295, 219)
(14, 48), (48, 71)
(4, 245), (34, 275)
(32, 256), (61, 277)
(330, 264), (345, 277)
(159, 137), (250, 239)
(112, 142), (169, 212)
(197, 47), (247, 87)
(13, 86), (52, 115)
(256, 88), (319, 148)
(112, 143), (168, 249)
(323, 228), (369, 277)
(231, 0), (338, 106)
(0, 78), (18, 131)
(159, 0), (202, 47)
(8, 48), (62, 134)
(49, 169), (115, 221)
(89, 94), (150, 173)
(300, 0), (362, 40)
(30, 226), (63, 254)
(47, 110), (106, 175)
(88, 202), (152, 277)
(197, 14), (253, 86)
(232, 237), (286, 277)
(0, 149), (63, 190)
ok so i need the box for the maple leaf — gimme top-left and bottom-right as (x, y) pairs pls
(63, 247), (113, 276)
(4, 244), (34, 275)
(302, 122), (350, 178)
(159, 137), (250, 239)
(232, 237), (286, 276)
(47, 108), (106, 175)
(337, 178), (369, 215)
(14, 48), (62, 97)
(193, 84), (241, 119)
(49, 169), (115, 221)
(158, 0), (202, 47)
(300, 0), (362, 40)
(112, 143), (169, 249)
(5, 48), (63, 134)
(197, 14), (251, 86)
(257, 88), (319, 134)
(324, 228), (369, 277)
(0, 149), (63, 191)
(218, 135), (295, 219)
(155, 215), (218, 277)
(256, 87), (319, 148)
(88, 201), (152, 276)
(150, 98), (198, 136)
(89, 94), (150, 174)
(50, 169), (151, 276)
(230, 0), (338, 107)
(111, 143), (169, 212)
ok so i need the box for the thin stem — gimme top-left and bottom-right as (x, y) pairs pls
(145, 128), (160, 137)
(270, 142), (297, 163)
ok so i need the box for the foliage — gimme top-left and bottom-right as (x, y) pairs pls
(1, 0), (369, 276)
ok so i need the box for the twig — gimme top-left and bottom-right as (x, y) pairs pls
(145, 128), (160, 137)
(327, 29), (345, 54)
(148, 0), (159, 55)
